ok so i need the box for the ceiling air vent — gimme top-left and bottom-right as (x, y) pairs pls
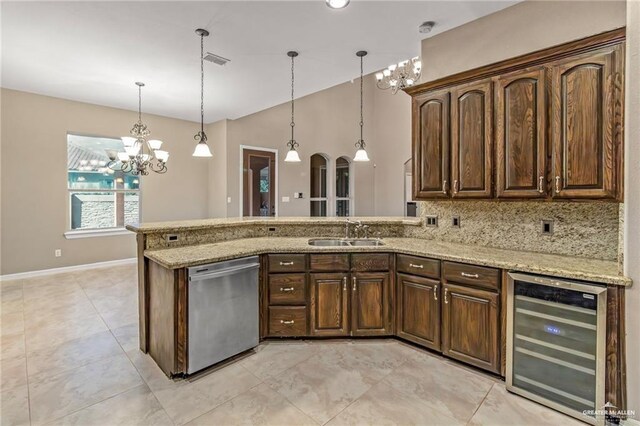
(204, 52), (230, 66)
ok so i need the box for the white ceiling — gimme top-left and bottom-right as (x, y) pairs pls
(1, 1), (517, 123)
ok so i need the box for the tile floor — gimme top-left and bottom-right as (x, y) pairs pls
(1, 264), (586, 425)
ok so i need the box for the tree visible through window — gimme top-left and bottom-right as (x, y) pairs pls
(310, 154), (328, 216)
(67, 134), (140, 230)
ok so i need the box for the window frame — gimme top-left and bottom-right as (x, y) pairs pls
(334, 156), (353, 217)
(65, 132), (142, 237)
(309, 153), (330, 217)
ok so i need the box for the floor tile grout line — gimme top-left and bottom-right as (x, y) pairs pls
(465, 382), (496, 425)
(20, 279), (33, 426)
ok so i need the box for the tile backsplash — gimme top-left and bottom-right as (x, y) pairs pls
(410, 201), (620, 261)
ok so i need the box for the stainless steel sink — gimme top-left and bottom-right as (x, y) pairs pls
(308, 238), (385, 247)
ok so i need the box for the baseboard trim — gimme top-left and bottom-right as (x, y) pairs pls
(0, 258), (137, 282)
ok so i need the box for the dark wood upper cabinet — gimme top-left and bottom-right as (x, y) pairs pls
(550, 45), (623, 200)
(412, 90), (450, 199)
(451, 79), (493, 198)
(309, 273), (349, 337)
(396, 273), (440, 351)
(495, 67), (547, 198)
(351, 272), (392, 336)
(441, 283), (499, 374)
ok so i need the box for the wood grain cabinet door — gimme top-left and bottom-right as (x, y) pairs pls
(412, 89), (450, 199)
(396, 273), (440, 351)
(495, 68), (547, 198)
(441, 283), (499, 374)
(550, 45), (623, 199)
(309, 273), (350, 336)
(351, 272), (392, 336)
(451, 79), (493, 198)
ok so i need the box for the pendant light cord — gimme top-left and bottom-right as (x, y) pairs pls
(200, 32), (205, 134)
(290, 53), (295, 142)
(138, 84), (142, 123)
(359, 54), (364, 142)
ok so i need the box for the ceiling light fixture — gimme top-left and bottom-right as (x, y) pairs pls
(107, 82), (168, 175)
(192, 28), (213, 158)
(354, 50), (370, 162)
(375, 56), (422, 95)
(326, 0), (350, 9)
(284, 51), (301, 163)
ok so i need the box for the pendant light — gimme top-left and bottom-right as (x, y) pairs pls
(192, 28), (213, 158)
(284, 51), (301, 163)
(354, 50), (370, 162)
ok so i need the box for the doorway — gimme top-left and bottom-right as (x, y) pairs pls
(241, 147), (277, 217)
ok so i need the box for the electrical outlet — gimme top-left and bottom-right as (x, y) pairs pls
(541, 220), (554, 235)
(55, 249), (62, 257)
(166, 234), (179, 242)
(452, 216), (461, 228)
(425, 215), (438, 227)
(294, 192), (304, 199)
(227, 197), (231, 204)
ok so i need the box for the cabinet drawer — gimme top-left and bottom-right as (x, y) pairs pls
(268, 274), (306, 305)
(268, 254), (306, 273)
(397, 255), (440, 279)
(351, 253), (390, 271)
(310, 254), (350, 272)
(443, 261), (500, 291)
(268, 306), (307, 336)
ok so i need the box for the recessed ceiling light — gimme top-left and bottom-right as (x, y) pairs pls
(326, 0), (350, 9)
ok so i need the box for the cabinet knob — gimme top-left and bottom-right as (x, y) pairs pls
(280, 320), (295, 325)
(538, 176), (544, 194)
(442, 180), (448, 195)
(555, 176), (561, 194)
(279, 287), (295, 292)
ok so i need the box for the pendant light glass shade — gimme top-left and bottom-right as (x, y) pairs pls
(192, 28), (213, 158)
(354, 51), (370, 162)
(326, 0), (350, 8)
(193, 140), (213, 157)
(284, 146), (301, 162)
(284, 51), (301, 163)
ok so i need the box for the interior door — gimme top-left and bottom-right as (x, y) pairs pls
(351, 272), (392, 336)
(495, 67), (547, 198)
(396, 273), (440, 351)
(550, 46), (621, 199)
(243, 149), (276, 216)
(412, 89), (450, 199)
(309, 273), (350, 336)
(451, 79), (493, 198)
(441, 283), (499, 373)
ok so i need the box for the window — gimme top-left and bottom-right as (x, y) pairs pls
(310, 154), (328, 217)
(335, 156), (351, 217)
(67, 134), (140, 230)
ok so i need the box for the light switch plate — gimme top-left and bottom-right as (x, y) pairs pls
(227, 197), (231, 204)
(282, 196), (290, 203)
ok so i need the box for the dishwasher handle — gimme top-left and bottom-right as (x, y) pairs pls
(189, 263), (260, 282)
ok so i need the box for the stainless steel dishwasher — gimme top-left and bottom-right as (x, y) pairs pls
(187, 256), (259, 374)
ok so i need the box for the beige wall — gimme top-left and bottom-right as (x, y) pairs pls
(624, 0), (640, 416)
(206, 119), (228, 218)
(0, 89), (210, 275)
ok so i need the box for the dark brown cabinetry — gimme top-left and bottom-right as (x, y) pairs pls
(407, 29), (625, 202)
(441, 283), (500, 373)
(309, 273), (350, 336)
(351, 272), (392, 336)
(495, 67), (547, 198)
(550, 45), (623, 200)
(451, 79), (493, 198)
(396, 273), (440, 350)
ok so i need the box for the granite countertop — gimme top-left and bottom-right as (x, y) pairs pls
(126, 216), (422, 234)
(144, 237), (631, 287)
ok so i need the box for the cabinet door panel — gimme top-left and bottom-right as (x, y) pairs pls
(551, 46), (622, 199)
(396, 273), (440, 351)
(496, 68), (547, 198)
(352, 272), (392, 336)
(412, 90), (450, 199)
(310, 273), (349, 336)
(442, 283), (499, 373)
(451, 80), (493, 198)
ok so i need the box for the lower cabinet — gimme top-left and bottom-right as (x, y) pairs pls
(396, 273), (441, 351)
(352, 272), (392, 336)
(309, 273), (350, 336)
(441, 283), (500, 374)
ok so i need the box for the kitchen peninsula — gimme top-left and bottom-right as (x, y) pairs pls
(127, 216), (630, 412)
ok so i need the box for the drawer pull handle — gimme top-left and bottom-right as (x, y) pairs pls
(352, 277), (357, 292)
(442, 180), (448, 195)
(279, 261), (295, 266)
(538, 176), (544, 194)
(461, 272), (479, 279)
(279, 287), (295, 292)
(444, 288), (448, 304)
(280, 320), (295, 325)
(409, 263), (424, 269)
(433, 287), (438, 301)
(453, 179), (459, 194)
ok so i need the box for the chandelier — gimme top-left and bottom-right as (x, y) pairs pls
(107, 82), (168, 175)
(375, 57), (422, 94)
(192, 28), (213, 157)
(284, 50), (301, 163)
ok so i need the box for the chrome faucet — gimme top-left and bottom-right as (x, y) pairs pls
(345, 219), (356, 239)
